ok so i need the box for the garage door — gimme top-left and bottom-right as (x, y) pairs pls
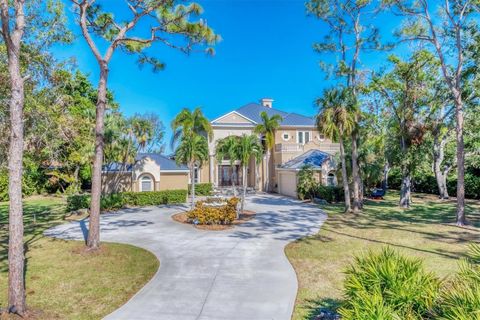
(278, 171), (298, 198)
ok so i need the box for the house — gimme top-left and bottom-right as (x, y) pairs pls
(101, 153), (189, 193)
(198, 98), (340, 198)
(102, 98), (340, 198)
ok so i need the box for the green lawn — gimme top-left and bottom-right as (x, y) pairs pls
(0, 196), (159, 319)
(285, 191), (480, 320)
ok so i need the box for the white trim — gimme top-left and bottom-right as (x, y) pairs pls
(160, 170), (189, 173)
(211, 111), (257, 125)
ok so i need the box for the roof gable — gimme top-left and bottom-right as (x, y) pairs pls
(211, 111), (256, 125)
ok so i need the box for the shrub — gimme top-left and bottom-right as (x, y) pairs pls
(122, 189), (187, 206)
(434, 243), (480, 320)
(189, 183), (213, 196)
(339, 247), (440, 320)
(187, 197), (239, 225)
(67, 189), (187, 211)
(315, 185), (344, 203)
(67, 194), (91, 211)
(297, 165), (317, 200)
(0, 169), (38, 202)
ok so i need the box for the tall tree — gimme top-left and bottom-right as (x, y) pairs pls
(254, 111), (282, 192)
(216, 136), (240, 196)
(307, 0), (388, 212)
(371, 51), (436, 208)
(71, 0), (218, 249)
(237, 134), (262, 216)
(175, 134), (208, 209)
(171, 108), (212, 208)
(316, 87), (356, 212)
(384, 0), (479, 224)
(0, 0), (69, 314)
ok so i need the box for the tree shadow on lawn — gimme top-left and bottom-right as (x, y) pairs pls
(302, 298), (342, 320)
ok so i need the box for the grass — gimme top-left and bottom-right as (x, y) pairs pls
(0, 196), (159, 319)
(285, 191), (480, 320)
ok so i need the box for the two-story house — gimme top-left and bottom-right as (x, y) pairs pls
(102, 98), (340, 198)
(197, 98), (340, 197)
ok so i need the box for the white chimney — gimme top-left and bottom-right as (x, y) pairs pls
(260, 98), (274, 108)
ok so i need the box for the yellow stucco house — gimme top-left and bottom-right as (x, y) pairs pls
(102, 98), (340, 198)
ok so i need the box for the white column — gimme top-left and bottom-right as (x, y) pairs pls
(209, 155), (215, 186)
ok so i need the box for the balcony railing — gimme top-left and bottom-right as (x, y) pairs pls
(275, 143), (304, 153)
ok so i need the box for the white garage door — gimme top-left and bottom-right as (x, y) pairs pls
(278, 171), (298, 198)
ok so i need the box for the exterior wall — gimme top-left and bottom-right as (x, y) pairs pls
(133, 157), (161, 181)
(101, 173), (132, 194)
(159, 172), (189, 190)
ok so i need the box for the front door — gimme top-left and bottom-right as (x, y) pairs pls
(219, 165), (241, 187)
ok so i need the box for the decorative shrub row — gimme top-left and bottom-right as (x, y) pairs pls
(188, 183), (213, 196)
(122, 189), (187, 206)
(339, 245), (480, 319)
(187, 197), (239, 225)
(67, 189), (187, 211)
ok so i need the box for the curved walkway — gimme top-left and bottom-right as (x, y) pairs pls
(45, 194), (326, 320)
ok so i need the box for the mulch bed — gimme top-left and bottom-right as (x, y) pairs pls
(171, 210), (256, 231)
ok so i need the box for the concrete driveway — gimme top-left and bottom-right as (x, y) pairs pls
(45, 194), (326, 320)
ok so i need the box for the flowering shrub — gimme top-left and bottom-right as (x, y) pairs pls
(187, 197), (239, 225)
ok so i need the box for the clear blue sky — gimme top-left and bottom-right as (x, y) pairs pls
(55, 0), (401, 153)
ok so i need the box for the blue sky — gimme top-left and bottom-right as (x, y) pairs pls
(55, 0), (401, 153)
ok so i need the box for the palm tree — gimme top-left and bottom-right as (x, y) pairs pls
(171, 108), (212, 208)
(316, 87), (356, 213)
(171, 107), (212, 147)
(175, 134), (209, 209)
(216, 136), (240, 196)
(237, 134), (263, 215)
(254, 111), (283, 192)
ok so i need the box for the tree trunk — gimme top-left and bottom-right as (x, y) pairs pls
(399, 167), (411, 209)
(433, 133), (449, 199)
(351, 131), (361, 212)
(190, 163), (195, 210)
(2, 0), (27, 313)
(265, 150), (270, 192)
(87, 64), (109, 250)
(240, 165), (246, 218)
(382, 161), (390, 190)
(231, 164), (236, 196)
(454, 93), (466, 226)
(339, 136), (352, 212)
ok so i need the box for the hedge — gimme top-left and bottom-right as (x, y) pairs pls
(316, 185), (345, 203)
(67, 189), (187, 211)
(188, 183), (213, 196)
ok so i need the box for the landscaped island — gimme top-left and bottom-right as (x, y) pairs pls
(0, 197), (159, 319)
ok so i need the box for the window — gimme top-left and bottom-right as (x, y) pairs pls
(327, 173), (335, 186)
(297, 131), (310, 145)
(193, 167), (200, 183)
(282, 133), (289, 141)
(318, 134), (325, 141)
(140, 175), (153, 192)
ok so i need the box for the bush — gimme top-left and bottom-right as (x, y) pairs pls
(67, 189), (188, 211)
(297, 165), (317, 200)
(315, 185), (344, 203)
(339, 247), (440, 320)
(189, 183), (213, 196)
(0, 169), (39, 202)
(122, 189), (187, 206)
(187, 197), (239, 225)
(434, 243), (480, 319)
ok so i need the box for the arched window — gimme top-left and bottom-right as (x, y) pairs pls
(327, 172), (335, 186)
(140, 175), (153, 192)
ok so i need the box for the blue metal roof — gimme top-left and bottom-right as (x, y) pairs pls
(230, 103), (315, 127)
(280, 149), (331, 170)
(103, 153), (188, 172)
(136, 153), (189, 171)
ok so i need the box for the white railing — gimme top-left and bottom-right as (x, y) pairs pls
(275, 143), (304, 153)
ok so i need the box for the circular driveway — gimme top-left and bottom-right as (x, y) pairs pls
(45, 194), (326, 320)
